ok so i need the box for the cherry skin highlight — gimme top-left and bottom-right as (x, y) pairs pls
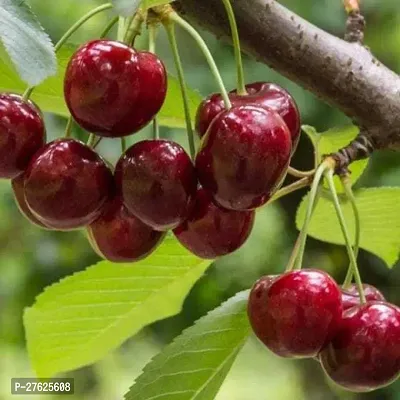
(195, 105), (291, 210)
(320, 302), (400, 392)
(0, 93), (45, 179)
(248, 269), (343, 358)
(341, 283), (386, 310)
(173, 187), (255, 259)
(195, 82), (300, 150)
(115, 140), (197, 231)
(11, 173), (49, 228)
(24, 138), (114, 230)
(87, 196), (165, 263)
(64, 40), (166, 137)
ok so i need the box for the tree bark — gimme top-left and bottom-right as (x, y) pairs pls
(175, 0), (400, 154)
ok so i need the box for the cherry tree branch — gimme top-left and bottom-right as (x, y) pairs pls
(174, 0), (400, 163)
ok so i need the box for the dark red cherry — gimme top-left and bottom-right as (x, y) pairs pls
(11, 173), (49, 228)
(248, 269), (343, 358)
(115, 140), (197, 231)
(0, 93), (45, 179)
(87, 196), (165, 263)
(341, 283), (386, 310)
(195, 82), (300, 150)
(24, 138), (113, 230)
(64, 40), (167, 137)
(321, 302), (400, 392)
(195, 105), (291, 210)
(173, 187), (255, 259)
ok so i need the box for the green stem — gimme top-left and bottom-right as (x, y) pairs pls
(100, 16), (119, 38)
(165, 22), (196, 159)
(87, 133), (96, 148)
(285, 233), (302, 272)
(121, 138), (127, 153)
(268, 177), (310, 204)
(153, 119), (160, 140)
(221, 0), (246, 95)
(287, 166), (315, 179)
(325, 169), (366, 304)
(168, 12), (232, 109)
(64, 116), (74, 138)
(124, 12), (145, 45)
(117, 16), (126, 41)
(149, 24), (159, 141)
(341, 174), (361, 289)
(22, 3), (113, 100)
(294, 161), (330, 270)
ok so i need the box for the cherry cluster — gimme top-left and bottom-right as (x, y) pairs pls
(0, 38), (300, 263)
(248, 270), (400, 392)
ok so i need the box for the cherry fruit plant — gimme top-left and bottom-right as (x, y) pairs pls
(0, 0), (399, 398)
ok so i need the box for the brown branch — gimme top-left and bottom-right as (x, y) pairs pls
(174, 0), (400, 157)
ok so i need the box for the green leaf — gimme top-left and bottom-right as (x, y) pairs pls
(0, 0), (56, 86)
(296, 187), (400, 267)
(143, 0), (171, 8)
(24, 236), (212, 377)
(125, 290), (250, 400)
(112, 0), (141, 16)
(302, 125), (368, 192)
(0, 44), (201, 128)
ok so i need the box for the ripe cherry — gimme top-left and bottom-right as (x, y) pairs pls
(24, 138), (113, 230)
(195, 82), (300, 150)
(341, 283), (385, 310)
(0, 93), (45, 179)
(87, 196), (165, 263)
(11, 173), (49, 228)
(195, 105), (291, 210)
(64, 40), (167, 137)
(248, 269), (342, 358)
(173, 187), (255, 259)
(115, 140), (197, 231)
(321, 302), (400, 392)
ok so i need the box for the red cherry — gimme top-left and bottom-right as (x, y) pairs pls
(195, 82), (300, 150)
(248, 269), (343, 358)
(173, 187), (255, 259)
(11, 173), (49, 228)
(321, 302), (400, 392)
(64, 40), (167, 137)
(115, 140), (197, 231)
(87, 196), (165, 263)
(341, 283), (386, 311)
(0, 93), (45, 179)
(24, 138), (113, 230)
(195, 105), (291, 210)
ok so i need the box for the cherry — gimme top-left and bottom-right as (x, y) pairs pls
(320, 302), (400, 392)
(87, 196), (165, 263)
(195, 82), (300, 150)
(195, 105), (291, 210)
(115, 140), (197, 231)
(11, 173), (49, 228)
(248, 269), (343, 358)
(341, 283), (385, 311)
(173, 187), (255, 259)
(24, 138), (113, 230)
(0, 93), (45, 179)
(64, 40), (167, 137)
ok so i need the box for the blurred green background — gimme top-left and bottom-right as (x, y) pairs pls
(1, 0), (400, 399)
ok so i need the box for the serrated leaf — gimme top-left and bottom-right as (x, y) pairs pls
(24, 236), (213, 377)
(296, 188), (400, 267)
(302, 125), (368, 192)
(0, 0), (56, 86)
(112, 0), (141, 16)
(125, 290), (250, 400)
(0, 44), (201, 128)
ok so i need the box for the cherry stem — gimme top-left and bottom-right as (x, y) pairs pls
(124, 11), (146, 45)
(325, 169), (366, 304)
(64, 116), (74, 138)
(168, 12), (232, 109)
(149, 24), (160, 141)
(294, 161), (332, 270)
(117, 16), (126, 41)
(220, 0), (246, 95)
(287, 166), (315, 178)
(92, 136), (102, 149)
(165, 21), (196, 159)
(86, 134), (96, 148)
(340, 174), (361, 289)
(100, 16), (119, 38)
(268, 176), (310, 204)
(121, 138), (127, 153)
(22, 3), (113, 101)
